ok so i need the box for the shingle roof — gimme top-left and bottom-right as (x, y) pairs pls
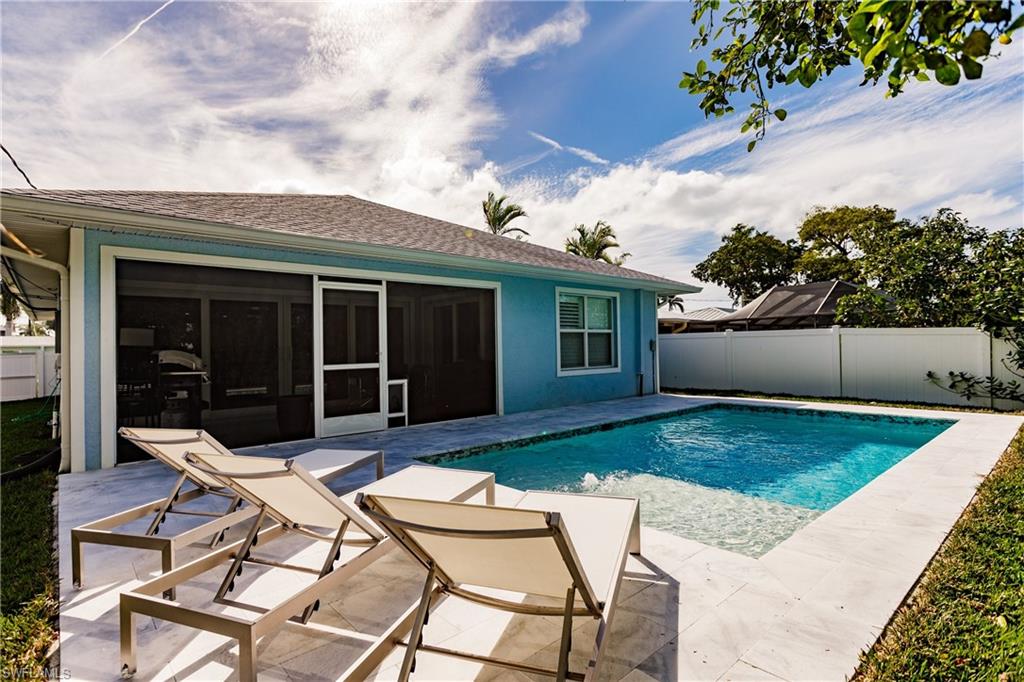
(1, 188), (694, 289)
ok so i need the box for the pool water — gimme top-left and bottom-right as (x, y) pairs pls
(432, 405), (953, 556)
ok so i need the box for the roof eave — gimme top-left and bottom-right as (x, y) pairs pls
(0, 193), (700, 293)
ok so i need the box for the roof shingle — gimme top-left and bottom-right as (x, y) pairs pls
(1, 189), (693, 289)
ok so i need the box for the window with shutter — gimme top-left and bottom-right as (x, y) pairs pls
(556, 288), (619, 374)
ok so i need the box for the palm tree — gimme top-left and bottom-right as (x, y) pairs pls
(658, 295), (685, 313)
(482, 192), (529, 238)
(564, 221), (631, 266)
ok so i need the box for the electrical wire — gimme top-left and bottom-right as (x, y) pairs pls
(1, 143), (38, 189)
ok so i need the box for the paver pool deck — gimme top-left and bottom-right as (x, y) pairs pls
(56, 394), (1023, 681)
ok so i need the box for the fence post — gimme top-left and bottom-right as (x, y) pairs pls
(830, 325), (842, 397)
(724, 329), (735, 390)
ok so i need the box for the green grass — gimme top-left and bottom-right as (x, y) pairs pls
(1, 398), (59, 676)
(856, 425), (1024, 681)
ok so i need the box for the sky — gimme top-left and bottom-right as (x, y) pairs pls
(2, 2), (1022, 309)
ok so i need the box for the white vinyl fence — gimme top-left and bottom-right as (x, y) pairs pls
(659, 327), (1023, 410)
(1, 336), (60, 402)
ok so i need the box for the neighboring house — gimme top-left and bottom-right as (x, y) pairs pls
(0, 189), (698, 471)
(703, 280), (860, 332)
(658, 306), (734, 334)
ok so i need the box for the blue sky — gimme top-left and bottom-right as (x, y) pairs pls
(2, 2), (1022, 307)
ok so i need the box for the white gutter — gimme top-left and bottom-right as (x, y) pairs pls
(0, 246), (71, 472)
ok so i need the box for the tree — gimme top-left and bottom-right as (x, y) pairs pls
(927, 227), (1024, 403)
(680, 1), (1023, 149)
(658, 295), (686, 313)
(564, 221), (632, 266)
(692, 224), (801, 305)
(794, 204), (898, 283)
(836, 208), (986, 327)
(482, 191), (529, 238)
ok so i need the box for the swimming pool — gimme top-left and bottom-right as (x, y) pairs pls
(429, 405), (954, 556)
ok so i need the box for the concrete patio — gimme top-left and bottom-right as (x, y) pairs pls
(55, 394), (1022, 681)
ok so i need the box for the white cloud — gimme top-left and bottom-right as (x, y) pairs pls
(2, 3), (1021, 310)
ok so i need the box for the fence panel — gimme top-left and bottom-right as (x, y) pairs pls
(731, 328), (839, 397)
(839, 328), (988, 406)
(658, 326), (1023, 410)
(1, 337), (59, 402)
(659, 333), (732, 390)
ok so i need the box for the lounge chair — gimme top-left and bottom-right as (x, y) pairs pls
(119, 455), (495, 681)
(355, 489), (641, 682)
(72, 427), (384, 597)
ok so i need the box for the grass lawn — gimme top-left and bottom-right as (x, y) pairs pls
(857, 425), (1024, 681)
(1, 398), (60, 677)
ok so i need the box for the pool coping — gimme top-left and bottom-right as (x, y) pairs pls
(668, 395), (1023, 680)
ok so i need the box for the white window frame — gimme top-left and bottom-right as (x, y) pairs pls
(555, 287), (621, 377)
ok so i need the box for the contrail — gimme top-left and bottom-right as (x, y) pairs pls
(99, 0), (175, 59)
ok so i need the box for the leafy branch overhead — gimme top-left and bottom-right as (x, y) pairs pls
(680, 0), (1023, 150)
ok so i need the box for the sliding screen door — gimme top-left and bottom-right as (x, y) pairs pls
(316, 282), (386, 436)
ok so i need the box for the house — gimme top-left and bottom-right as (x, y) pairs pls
(0, 189), (698, 471)
(657, 306), (734, 334)
(690, 280), (860, 332)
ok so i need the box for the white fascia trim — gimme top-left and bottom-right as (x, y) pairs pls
(555, 286), (623, 378)
(68, 228), (87, 472)
(1, 196), (700, 294)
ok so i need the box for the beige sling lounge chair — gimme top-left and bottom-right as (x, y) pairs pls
(119, 454), (495, 681)
(72, 427), (384, 598)
(356, 489), (641, 682)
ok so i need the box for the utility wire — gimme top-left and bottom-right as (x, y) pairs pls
(1, 143), (38, 189)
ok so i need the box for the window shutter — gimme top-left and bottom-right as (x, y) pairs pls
(558, 295), (583, 329)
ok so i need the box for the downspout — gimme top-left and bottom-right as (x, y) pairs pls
(0, 246), (71, 472)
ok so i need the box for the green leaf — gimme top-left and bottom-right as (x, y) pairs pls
(798, 62), (819, 88)
(774, 108), (787, 121)
(747, 139), (757, 152)
(963, 29), (993, 58)
(696, 59), (707, 76)
(914, 71), (930, 81)
(959, 56), (983, 80)
(847, 13), (871, 44)
(862, 32), (893, 66)
(1008, 14), (1024, 33)
(935, 62), (961, 86)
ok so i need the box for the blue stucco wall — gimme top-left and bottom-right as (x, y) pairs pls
(81, 228), (659, 469)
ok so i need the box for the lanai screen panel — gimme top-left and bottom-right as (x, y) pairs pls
(115, 260), (314, 460)
(386, 282), (496, 425)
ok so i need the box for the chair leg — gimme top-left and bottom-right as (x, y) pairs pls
(238, 630), (258, 682)
(398, 565), (436, 681)
(120, 601), (137, 679)
(215, 508), (267, 601)
(556, 586), (576, 682)
(71, 532), (83, 589)
(146, 472), (187, 536)
(161, 545), (176, 600)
